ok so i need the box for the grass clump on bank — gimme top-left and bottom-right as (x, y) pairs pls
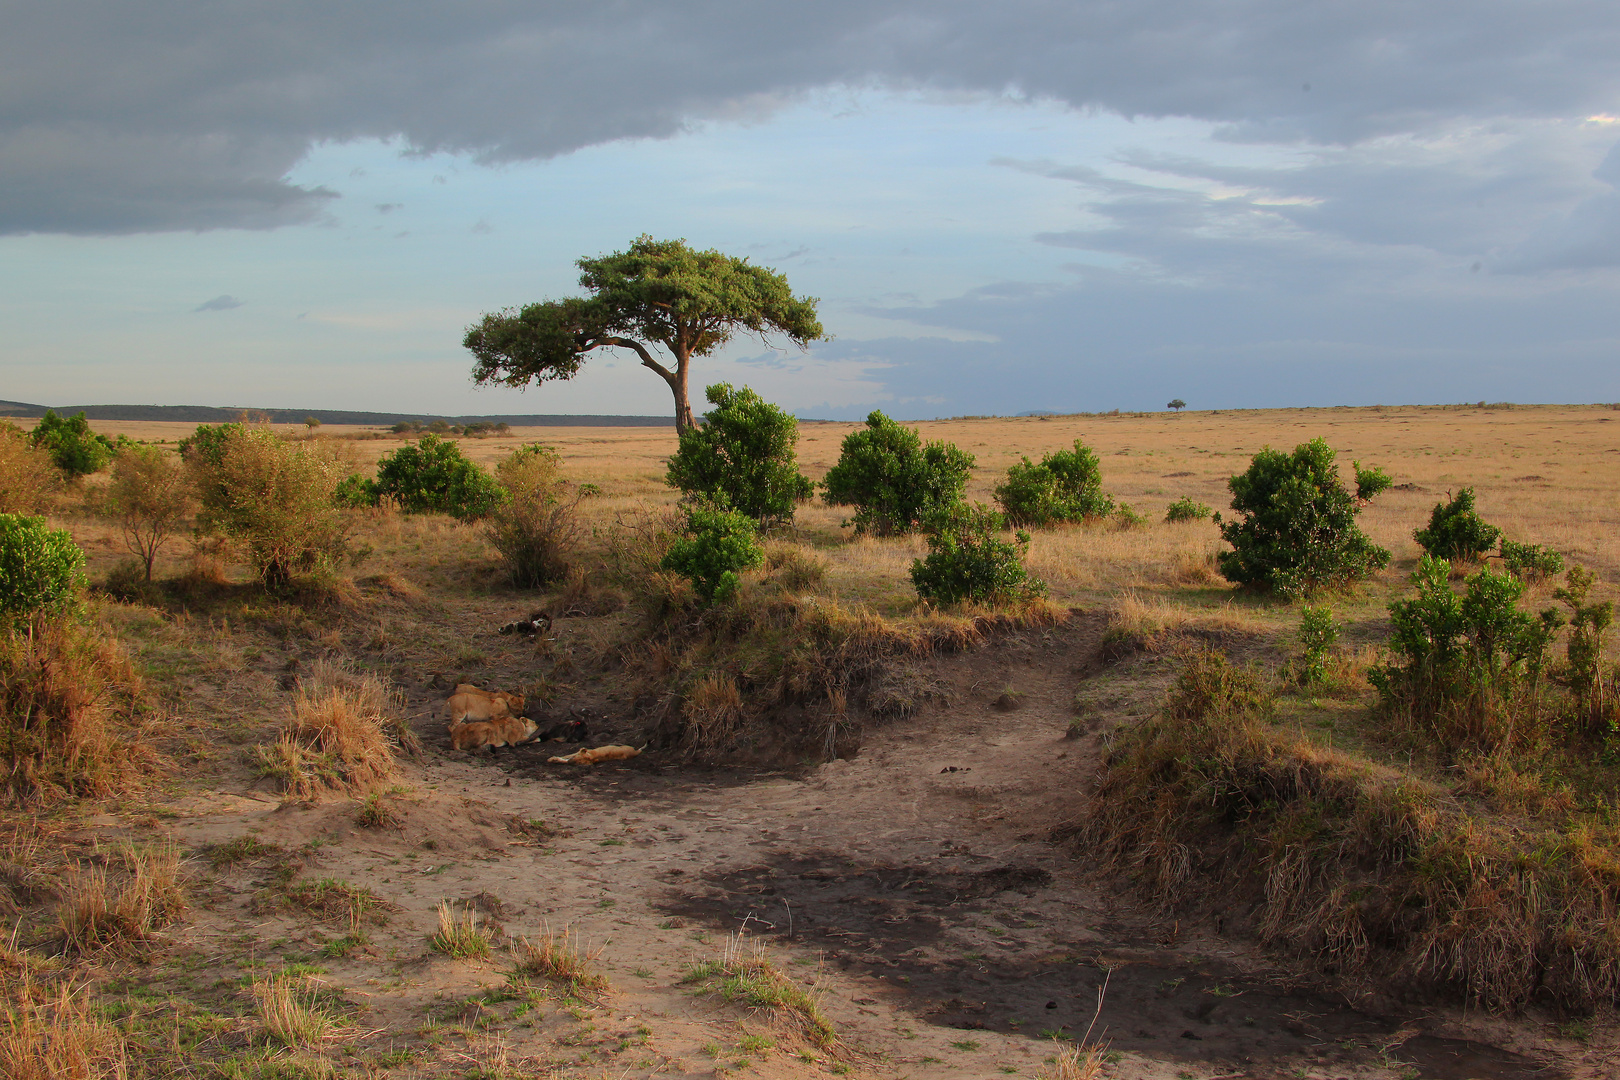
(1086, 647), (1620, 1011)
(682, 933), (834, 1049)
(511, 924), (607, 995)
(252, 663), (414, 801)
(55, 841), (187, 954)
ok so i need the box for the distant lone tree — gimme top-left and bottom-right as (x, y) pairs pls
(304, 416), (321, 432)
(1167, 399), (1186, 412)
(463, 235), (825, 434)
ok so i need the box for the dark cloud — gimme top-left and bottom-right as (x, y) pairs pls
(7, 1), (1620, 233)
(194, 294), (244, 311)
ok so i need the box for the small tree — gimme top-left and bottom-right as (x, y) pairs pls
(1499, 538), (1564, 583)
(994, 439), (1114, 527)
(0, 423), (58, 514)
(102, 445), (191, 581)
(1414, 488), (1500, 563)
(1554, 566), (1613, 732)
(486, 444), (581, 587)
(910, 504), (1046, 606)
(189, 427), (349, 589)
(465, 235), (824, 433)
(665, 384), (813, 526)
(661, 502), (764, 603)
(373, 434), (505, 520)
(31, 411), (114, 478)
(0, 514), (85, 628)
(304, 416), (322, 433)
(821, 411), (974, 536)
(1216, 438), (1392, 596)
(1167, 399), (1187, 412)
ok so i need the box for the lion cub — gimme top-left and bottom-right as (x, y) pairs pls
(546, 744), (643, 765)
(445, 685), (526, 726)
(450, 714), (539, 753)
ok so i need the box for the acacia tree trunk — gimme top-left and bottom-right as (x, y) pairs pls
(670, 370), (695, 434)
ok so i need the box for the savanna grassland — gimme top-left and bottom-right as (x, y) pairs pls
(4, 403), (1620, 1080)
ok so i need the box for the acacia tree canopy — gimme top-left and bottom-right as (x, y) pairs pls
(463, 235), (824, 433)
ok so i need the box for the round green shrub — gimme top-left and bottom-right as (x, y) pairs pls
(821, 411), (973, 536)
(994, 439), (1115, 527)
(909, 503), (1046, 606)
(1413, 488), (1501, 562)
(0, 514), (86, 627)
(661, 502), (764, 603)
(665, 383), (813, 526)
(1164, 497), (1213, 523)
(30, 411), (115, 478)
(373, 434), (504, 520)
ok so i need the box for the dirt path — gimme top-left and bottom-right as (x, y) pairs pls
(160, 619), (1593, 1080)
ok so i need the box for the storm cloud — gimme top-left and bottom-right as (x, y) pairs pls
(7, 1), (1620, 234)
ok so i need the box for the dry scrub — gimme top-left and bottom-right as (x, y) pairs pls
(253, 662), (414, 800)
(1086, 649), (1620, 1010)
(0, 981), (128, 1080)
(55, 841), (186, 954)
(0, 618), (148, 804)
(511, 924), (608, 994)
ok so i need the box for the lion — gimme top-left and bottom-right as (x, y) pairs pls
(449, 714), (540, 753)
(445, 686), (526, 726)
(546, 744), (644, 765)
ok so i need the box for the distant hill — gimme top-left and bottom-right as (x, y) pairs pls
(0, 400), (670, 427)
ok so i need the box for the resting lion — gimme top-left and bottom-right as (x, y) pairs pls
(450, 714), (539, 753)
(547, 744), (644, 765)
(445, 686), (525, 726)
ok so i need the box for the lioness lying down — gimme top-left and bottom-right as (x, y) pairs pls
(546, 744), (643, 765)
(450, 714), (539, 753)
(446, 685), (525, 726)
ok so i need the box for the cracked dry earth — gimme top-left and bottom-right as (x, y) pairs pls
(158, 619), (1590, 1080)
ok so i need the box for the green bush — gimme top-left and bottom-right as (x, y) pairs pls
(821, 411), (973, 536)
(665, 384), (813, 526)
(1296, 605), (1338, 684)
(993, 439), (1114, 527)
(991, 437), (1121, 524)
(486, 445), (580, 587)
(189, 427), (350, 589)
(30, 411), (115, 478)
(909, 503), (1046, 606)
(333, 474), (378, 509)
(1413, 488), (1501, 562)
(0, 514), (86, 627)
(373, 434), (504, 520)
(1553, 567), (1613, 733)
(1216, 438), (1391, 596)
(1370, 555), (1558, 752)
(1500, 538), (1564, 582)
(661, 502), (764, 603)
(1164, 497), (1212, 523)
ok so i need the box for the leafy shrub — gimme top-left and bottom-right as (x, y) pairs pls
(101, 445), (191, 581)
(0, 422), (58, 513)
(666, 383), (813, 526)
(30, 411), (115, 478)
(821, 411), (974, 536)
(1500, 538), (1564, 582)
(1296, 605), (1339, 685)
(661, 502), (764, 602)
(486, 444), (581, 587)
(1413, 487), (1501, 562)
(1164, 496), (1212, 523)
(994, 439), (1115, 527)
(372, 434), (504, 520)
(909, 503), (1046, 606)
(1111, 502), (1147, 530)
(188, 427), (349, 589)
(1370, 555), (1557, 753)
(333, 473), (378, 508)
(1216, 438), (1392, 596)
(1553, 567), (1613, 733)
(0, 514), (85, 628)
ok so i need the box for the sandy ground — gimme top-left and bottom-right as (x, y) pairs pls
(86, 613), (1605, 1080)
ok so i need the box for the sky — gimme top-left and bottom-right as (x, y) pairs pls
(4, 2), (1620, 421)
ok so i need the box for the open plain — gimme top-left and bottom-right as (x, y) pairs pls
(6, 403), (1620, 1080)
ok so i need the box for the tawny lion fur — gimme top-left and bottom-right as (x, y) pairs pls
(547, 744), (644, 765)
(450, 714), (540, 752)
(445, 686), (525, 726)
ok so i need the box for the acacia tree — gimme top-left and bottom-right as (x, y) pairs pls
(463, 235), (824, 434)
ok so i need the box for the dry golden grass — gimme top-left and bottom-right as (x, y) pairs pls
(511, 924), (608, 993)
(253, 664), (409, 801)
(55, 841), (186, 954)
(252, 973), (333, 1048)
(1037, 1040), (1106, 1080)
(0, 981), (127, 1080)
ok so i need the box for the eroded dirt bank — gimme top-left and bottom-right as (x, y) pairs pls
(139, 618), (1601, 1079)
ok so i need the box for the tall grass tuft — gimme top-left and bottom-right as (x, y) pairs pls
(511, 923), (608, 994)
(55, 841), (187, 954)
(0, 981), (128, 1080)
(252, 663), (411, 800)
